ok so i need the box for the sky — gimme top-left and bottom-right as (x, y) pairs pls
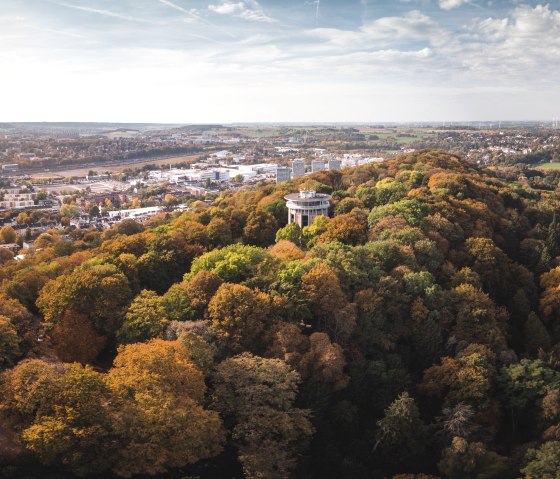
(1, 0), (560, 123)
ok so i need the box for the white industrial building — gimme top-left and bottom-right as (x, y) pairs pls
(238, 163), (279, 175)
(220, 168), (257, 182)
(108, 206), (162, 219)
(148, 168), (230, 184)
(340, 155), (385, 168)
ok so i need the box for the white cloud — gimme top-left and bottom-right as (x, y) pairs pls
(469, 17), (508, 40)
(3, 1), (560, 121)
(209, 2), (243, 15)
(461, 4), (560, 78)
(439, 0), (470, 10)
(308, 10), (449, 49)
(208, 1), (276, 23)
(297, 4), (560, 88)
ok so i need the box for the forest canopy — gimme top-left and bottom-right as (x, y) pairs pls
(2, 150), (560, 478)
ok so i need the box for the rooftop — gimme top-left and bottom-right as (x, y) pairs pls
(284, 190), (332, 202)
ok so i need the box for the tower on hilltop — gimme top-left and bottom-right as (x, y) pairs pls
(284, 190), (331, 228)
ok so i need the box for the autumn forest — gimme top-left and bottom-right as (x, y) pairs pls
(2, 150), (560, 478)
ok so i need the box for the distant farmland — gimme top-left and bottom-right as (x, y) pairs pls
(536, 162), (560, 169)
(21, 154), (203, 179)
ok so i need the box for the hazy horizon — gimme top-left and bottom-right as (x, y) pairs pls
(2, 0), (560, 123)
(0, 120), (556, 126)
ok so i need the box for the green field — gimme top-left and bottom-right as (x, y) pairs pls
(536, 162), (560, 169)
(243, 129), (281, 138)
(362, 129), (435, 143)
(394, 135), (422, 144)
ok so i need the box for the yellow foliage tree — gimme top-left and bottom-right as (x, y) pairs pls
(207, 283), (275, 353)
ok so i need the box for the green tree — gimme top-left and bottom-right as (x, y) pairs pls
(189, 243), (273, 283)
(60, 203), (80, 219)
(309, 241), (383, 291)
(178, 331), (217, 373)
(524, 312), (551, 354)
(88, 205), (100, 217)
(21, 364), (116, 476)
(36, 263), (133, 336)
(302, 215), (329, 247)
(374, 178), (407, 205)
(334, 197), (363, 216)
(276, 222), (303, 246)
(0, 359), (60, 421)
(161, 283), (194, 322)
(438, 437), (509, 479)
(499, 359), (560, 411)
(135, 234), (204, 293)
(540, 212), (560, 270)
(0, 315), (21, 370)
(7, 268), (51, 313)
(117, 290), (169, 344)
(212, 353), (314, 479)
(522, 441), (560, 479)
(355, 186), (377, 208)
(375, 392), (428, 468)
(115, 218), (145, 236)
(207, 217), (233, 247)
(261, 197), (289, 227)
(420, 345), (497, 411)
(368, 199), (425, 229)
(243, 210), (278, 247)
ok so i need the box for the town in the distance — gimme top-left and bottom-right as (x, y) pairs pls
(1, 121), (560, 260)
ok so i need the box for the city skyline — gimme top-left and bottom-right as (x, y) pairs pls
(2, 0), (560, 122)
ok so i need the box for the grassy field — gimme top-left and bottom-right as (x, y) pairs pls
(394, 135), (423, 144)
(536, 162), (560, 169)
(108, 153), (203, 171)
(360, 129), (435, 142)
(29, 154), (203, 179)
(225, 128), (282, 139)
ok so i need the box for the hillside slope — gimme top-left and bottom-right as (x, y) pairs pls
(2, 150), (560, 478)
